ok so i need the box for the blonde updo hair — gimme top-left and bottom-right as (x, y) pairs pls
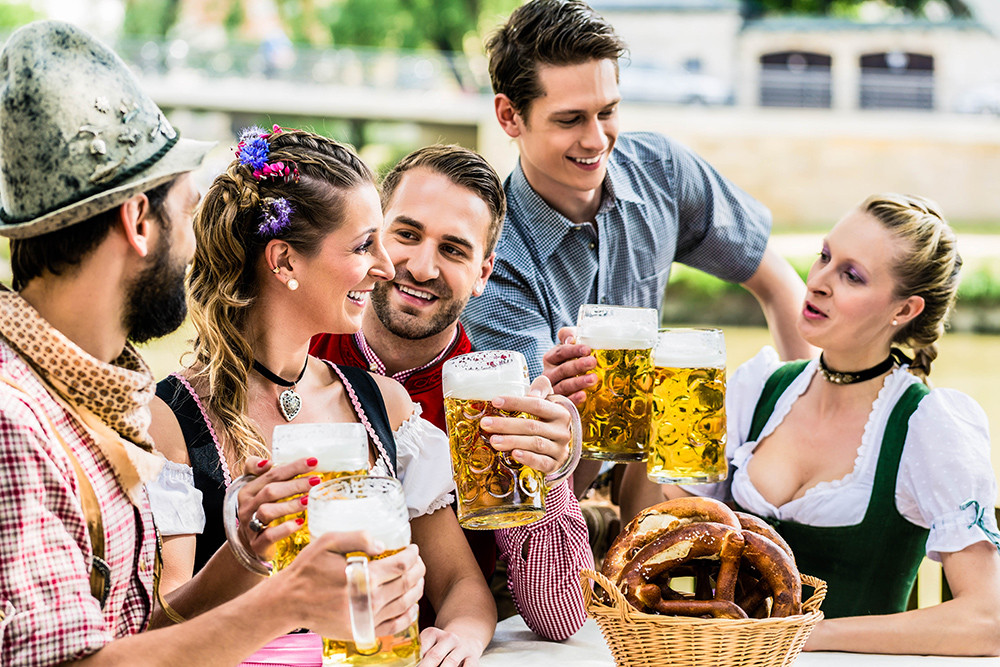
(186, 129), (374, 462)
(862, 193), (962, 381)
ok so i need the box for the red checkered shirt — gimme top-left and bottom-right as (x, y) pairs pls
(310, 328), (593, 640)
(0, 342), (157, 666)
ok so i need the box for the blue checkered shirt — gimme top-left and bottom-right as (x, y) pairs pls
(461, 132), (771, 377)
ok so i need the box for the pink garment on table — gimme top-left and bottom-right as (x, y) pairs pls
(495, 480), (594, 641)
(241, 632), (323, 667)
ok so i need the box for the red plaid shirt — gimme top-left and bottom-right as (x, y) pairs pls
(0, 342), (157, 666)
(310, 326), (593, 640)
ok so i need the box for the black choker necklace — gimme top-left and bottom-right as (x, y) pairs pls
(818, 349), (909, 385)
(253, 357), (308, 421)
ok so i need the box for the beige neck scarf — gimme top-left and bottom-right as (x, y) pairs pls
(0, 288), (157, 451)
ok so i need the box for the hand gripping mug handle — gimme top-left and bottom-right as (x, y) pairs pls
(222, 475), (273, 576)
(543, 394), (583, 489)
(345, 555), (380, 655)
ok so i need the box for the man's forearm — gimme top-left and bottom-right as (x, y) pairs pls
(742, 246), (816, 361)
(151, 543), (266, 627)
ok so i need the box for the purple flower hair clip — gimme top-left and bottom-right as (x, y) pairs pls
(258, 197), (293, 237)
(235, 125), (300, 183)
(235, 126), (270, 171)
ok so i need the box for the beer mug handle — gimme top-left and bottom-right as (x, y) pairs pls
(345, 555), (380, 655)
(544, 395), (582, 488)
(222, 475), (273, 576)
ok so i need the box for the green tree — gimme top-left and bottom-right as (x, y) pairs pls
(122, 0), (181, 37)
(316, 0), (519, 90)
(749, 0), (971, 17)
(0, 0), (40, 29)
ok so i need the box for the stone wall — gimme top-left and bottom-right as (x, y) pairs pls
(479, 105), (1000, 227)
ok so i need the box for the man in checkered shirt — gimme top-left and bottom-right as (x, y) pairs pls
(0, 21), (423, 666)
(461, 0), (815, 522)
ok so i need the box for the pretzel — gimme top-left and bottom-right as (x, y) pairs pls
(741, 531), (802, 617)
(735, 511), (794, 560)
(601, 497), (740, 584)
(613, 514), (802, 619)
(619, 521), (747, 617)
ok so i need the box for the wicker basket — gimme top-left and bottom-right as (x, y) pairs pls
(581, 569), (826, 667)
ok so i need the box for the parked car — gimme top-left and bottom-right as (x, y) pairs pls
(618, 62), (733, 105)
(955, 82), (1000, 116)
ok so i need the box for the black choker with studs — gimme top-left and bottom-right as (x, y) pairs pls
(253, 357), (308, 421)
(818, 349), (910, 385)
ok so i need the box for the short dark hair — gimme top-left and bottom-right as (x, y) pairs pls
(381, 145), (506, 256)
(10, 178), (178, 291)
(486, 0), (627, 116)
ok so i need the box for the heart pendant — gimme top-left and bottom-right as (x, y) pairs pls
(279, 389), (302, 421)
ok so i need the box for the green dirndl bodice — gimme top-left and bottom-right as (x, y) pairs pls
(735, 360), (929, 618)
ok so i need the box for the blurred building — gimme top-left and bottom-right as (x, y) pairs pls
(593, 0), (1000, 114)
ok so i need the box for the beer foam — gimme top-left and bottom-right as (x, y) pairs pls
(654, 329), (726, 368)
(576, 305), (658, 348)
(271, 423), (368, 470)
(308, 496), (410, 550)
(442, 350), (529, 400)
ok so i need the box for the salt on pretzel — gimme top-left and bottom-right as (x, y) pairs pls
(616, 518), (802, 619)
(619, 521), (746, 615)
(601, 497), (740, 585)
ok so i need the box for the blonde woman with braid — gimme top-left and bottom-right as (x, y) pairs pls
(147, 127), (496, 666)
(667, 194), (1000, 655)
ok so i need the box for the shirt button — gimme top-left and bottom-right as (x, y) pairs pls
(369, 363), (379, 372)
(139, 558), (148, 572)
(589, 242), (596, 250)
(600, 297), (608, 304)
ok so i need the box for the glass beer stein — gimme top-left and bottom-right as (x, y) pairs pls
(269, 423), (369, 571)
(222, 422), (369, 576)
(576, 304), (658, 461)
(309, 476), (419, 667)
(441, 350), (581, 530)
(647, 328), (728, 484)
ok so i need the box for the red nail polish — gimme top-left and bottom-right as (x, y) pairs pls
(300, 496), (309, 506)
(308, 476), (321, 486)
(257, 459), (269, 468)
(295, 517), (305, 526)
(306, 457), (318, 467)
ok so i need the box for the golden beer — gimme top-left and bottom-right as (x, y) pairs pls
(444, 397), (545, 529)
(322, 546), (420, 666)
(647, 329), (728, 484)
(576, 305), (658, 462)
(442, 350), (547, 530)
(310, 477), (418, 667)
(269, 423), (369, 571)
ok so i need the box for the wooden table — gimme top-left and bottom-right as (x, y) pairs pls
(480, 615), (1000, 666)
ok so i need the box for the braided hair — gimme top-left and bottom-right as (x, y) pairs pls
(862, 193), (962, 382)
(186, 129), (374, 463)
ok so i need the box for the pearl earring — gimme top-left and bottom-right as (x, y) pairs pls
(287, 278), (299, 291)
(891, 319), (898, 326)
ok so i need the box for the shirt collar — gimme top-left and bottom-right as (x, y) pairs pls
(507, 153), (644, 260)
(354, 325), (461, 383)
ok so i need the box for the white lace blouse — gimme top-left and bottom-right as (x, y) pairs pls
(146, 459), (206, 536)
(147, 402), (455, 535)
(692, 347), (999, 562)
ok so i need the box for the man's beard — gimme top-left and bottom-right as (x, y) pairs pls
(370, 270), (468, 341)
(123, 236), (188, 345)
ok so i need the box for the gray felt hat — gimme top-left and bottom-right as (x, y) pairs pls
(0, 20), (214, 239)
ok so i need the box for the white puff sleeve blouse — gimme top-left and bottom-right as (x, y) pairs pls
(375, 403), (455, 520)
(146, 458), (206, 536)
(703, 347), (999, 563)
